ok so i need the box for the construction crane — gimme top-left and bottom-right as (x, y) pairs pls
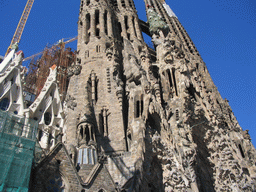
(23, 36), (78, 62)
(5, 0), (35, 56)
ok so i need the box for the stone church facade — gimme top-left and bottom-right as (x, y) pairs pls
(1, 0), (255, 191)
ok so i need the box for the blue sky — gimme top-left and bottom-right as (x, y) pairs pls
(0, 0), (255, 145)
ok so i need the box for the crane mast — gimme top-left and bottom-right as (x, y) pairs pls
(5, 0), (35, 56)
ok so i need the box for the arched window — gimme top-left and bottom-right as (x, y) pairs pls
(77, 147), (97, 165)
(44, 112), (52, 125)
(0, 98), (10, 111)
(47, 173), (65, 192)
(134, 95), (143, 118)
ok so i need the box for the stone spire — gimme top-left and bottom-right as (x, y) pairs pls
(144, 0), (199, 56)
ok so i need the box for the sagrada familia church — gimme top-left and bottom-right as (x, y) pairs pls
(0, 0), (256, 191)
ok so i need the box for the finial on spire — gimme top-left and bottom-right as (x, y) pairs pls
(162, 2), (177, 18)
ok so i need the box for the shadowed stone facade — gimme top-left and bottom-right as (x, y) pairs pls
(28, 0), (256, 191)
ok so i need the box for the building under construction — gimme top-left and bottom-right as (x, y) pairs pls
(25, 42), (76, 101)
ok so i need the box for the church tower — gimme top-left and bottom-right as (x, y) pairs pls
(29, 0), (256, 191)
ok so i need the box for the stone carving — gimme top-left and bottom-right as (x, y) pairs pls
(147, 5), (169, 36)
(242, 130), (251, 141)
(67, 64), (82, 77)
(161, 34), (185, 64)
(123, 54), (147, 88)
(64, 94), (77, 110)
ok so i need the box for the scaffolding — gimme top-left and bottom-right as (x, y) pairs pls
(0, 110), (38, 192)
(25, 44), (76, 100)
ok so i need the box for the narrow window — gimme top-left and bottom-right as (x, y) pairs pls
(136, 100), (140, 118)
(86, 0), (90, 6)
(95, 10), (99, 25)
(80, 127), (84, 139)
(135, 96), (143, 118)
(141, 97), (144, 116)
(96, 28), (100, 37)
(95, 10), (100, 37)
(239, 144), (245, 158)
(96, 45), (100, 52)
(85, 126), (90, 143)
(86, 14), (91, 30)
(86, 14), (91, 43)
(104, 11), (108, 35)
(124, 16), (128, 30)
(167, 69), (173, 88)
(38, 130), (43, 141)
(172, 68), (178, 96)
(117, 22), (122, 43)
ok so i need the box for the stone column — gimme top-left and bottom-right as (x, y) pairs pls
(121, 18), (128, 39)
(100, 11), (104, 36)
(129, 16), (136, 40)
(91, 11), (96, 36)
(22, 109), (30, 138)
(107, 11), (113, 36)
(89, 125), (92, 141)
(135, 18), (143, 41)
(103, 107), (108, 137)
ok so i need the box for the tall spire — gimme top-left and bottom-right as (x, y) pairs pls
(144, 0), (199, 56)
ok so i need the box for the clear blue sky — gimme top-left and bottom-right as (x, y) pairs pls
(0, 0), (255, 145)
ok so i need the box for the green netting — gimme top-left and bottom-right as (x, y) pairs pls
(0, 110), (38, 192)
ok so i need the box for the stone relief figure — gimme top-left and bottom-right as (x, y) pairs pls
(64, 94), (77, 110)
(123, 54), (147, 89)
(67, 64), (82, 78)
(160, 34), (185, 64)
